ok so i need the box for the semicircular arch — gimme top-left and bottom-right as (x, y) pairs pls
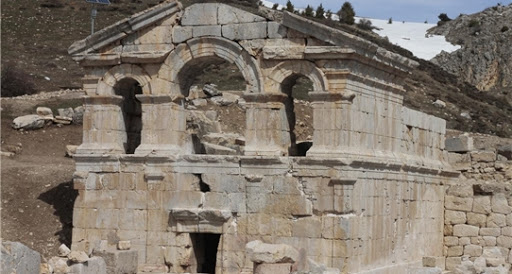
(266, 61), (329, 94)
(97, 64), (152, 96)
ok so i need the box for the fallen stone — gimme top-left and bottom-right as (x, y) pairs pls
(48, 256), (70, 274)
(497, 145), (512, 160)
(54, 116), (73, 125)
(68, 250), (89, 263)
(66, 145), (79, 158)
(58, 107), (75, 119)
(470, 150), (496, 162)
(1, 241), (41, 274)
(68, 256), (107, 274)
(12, 115), (45, 130)
(203, 84), (221, 97)
(433, 99), (446, 108)
(210, 92), (240, 106)
(187, 111), (222, 137)
(40, 263), (52, 274)
(72, 106), (84, 124)
(191, 98), (207, 107)
(117, 241), (131, 250)
(37, 107), (54, 118)
(58, 244), (71, 257)
(246, 240), (299, 264)
(1, 151), (15, 157)
(202, 132), (245, 153)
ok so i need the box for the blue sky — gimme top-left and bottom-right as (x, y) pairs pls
(271, 0), (512, 23)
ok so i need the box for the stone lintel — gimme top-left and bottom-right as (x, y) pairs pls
(136, 94), (183, 104)
(78, 53), (121, 67)
(120, 51), (171, 64)
(243, 93), (288, 103)
(308, 91), (355, 102)
(324, 71), (406, 96)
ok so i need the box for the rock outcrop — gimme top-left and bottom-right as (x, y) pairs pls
(429, 4), (512, 92)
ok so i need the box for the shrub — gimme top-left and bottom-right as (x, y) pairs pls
(304, 5), (314, 17)
(388, 17), (392, 24)
(468, 19), (480, 28)
(272, 3), (278, 9)
(501, 26), (509, 32)
(357, 19), (375, 31)
(285, 0), (294, 12)
(337, 2), (355, 25)
(438, 13), (451, 22)
(1, 64), (37, 97)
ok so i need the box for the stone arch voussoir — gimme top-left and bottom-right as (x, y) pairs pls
(97, 64), (152, 95)
(266, 61), (329, 94)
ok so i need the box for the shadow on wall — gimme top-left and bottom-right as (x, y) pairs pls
(38, 180), (78, 247)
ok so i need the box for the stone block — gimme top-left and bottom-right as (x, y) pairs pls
(446, 246), (463, 256)
(464, 244), (483, 257)
(487, 213), (507, 228)
(292, 217), (321, 238)
(192, 25), (222, 38)
(246, 240), (299, 264)
(254, 263), (292, 274)
(445, 196), (473, 212)
(496, 236), (512, 248)
(166, 191), (204, 208)
(422, 256), (445, 269)
(470, 150), (496, 162)
(473, 196), (492, 214)
(68, 256), (107, 274)
(453, 224), (479, 237)
(491, 193), (512, 214)
(94, 250), (138, 274)
(445, 257), (462, 271)
(480, 227), (501, 237)
(497, 145), (512, 160)
(445, 210), (467, 224)
(172, 26), (192, 43)
(218, 4), (265, 24)
(268, 22), (287, 39)
(222, 22), (267, 40)
(446, 185), (473, 198)
(466, 212), (486, 227)
(458, 237), (470, 245)
(444, 236), (458, 247)
(445, 136), (473, 152)
(182, 3), (218, 26)
(483, 236), (497, 246)
(1, 241), (41, 274)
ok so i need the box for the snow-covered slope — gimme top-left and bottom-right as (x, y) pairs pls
(260, 0), (460, 60)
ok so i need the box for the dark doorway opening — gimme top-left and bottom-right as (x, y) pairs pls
(190, 233), (221, 274)
(114, 78), (142, 154)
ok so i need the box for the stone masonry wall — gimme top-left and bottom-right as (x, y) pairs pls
(444, 147), (512, 272)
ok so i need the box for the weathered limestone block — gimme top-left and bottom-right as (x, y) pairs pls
(459, 237), (470, 245)
(246, 240), (299, 264)
(445, 135), (474, 152)
(222, 22), (268, 40)
(491, 193), (512, 214)
(445, 257), (462, 271)
(268, 22), (287, 39)
(192, 25), (221, 37)
(446, 246), (463, 256)
(218, 4), (265, 24)
(483, 236), (497, 246)
(422, 256), (445, 269)
(467, 212), (487, 227)
(444, 236), (459, 247)
(445, 196), (473, 212)
(181, 3), (218, 26)
(172, 26), (192, 43)
(1, 241), (41, 274)
(453, 224), (480, 237)
(473, 196), (492, 214)
(68, 256), (107, 274)
(94, 250), (138, 274)
(464, 244), (483, 257)
(408, 267), (442, 274)
(480, 227), (501, 237)
(254, 263), (292, 274)
(470, 150), (496, 162)
(446, 185), (474, 198)
(445, 210), (467, 224)
(12, 114), (45, 130)
(487, 213), (507, 228)
(483, 247), (508, 266)
(496, 236), (512, 248)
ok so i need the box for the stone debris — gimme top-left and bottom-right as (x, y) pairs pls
(48, 256), (70, 273)
(433, 99), (446, 108)
(68, 256), (107, 274)
(203, 142), (237, 155)
(203, 83), (221, 97)
(1, 241), (41, 274)
(37, 106), (54, 118)
(191, 98), (207, 107)
(58, 244), (71, 257)
(68, 250), (89, 263)
(210, 92), (240, 106)
(72, 106), (84, 124)
(58, 107), (75, 119)
(12, 114), (45, 130)
(117, 240), (131, 250)
(54, 116), (73, 125)
(65, 145), (78, 158)
(497, 145), (512, 160)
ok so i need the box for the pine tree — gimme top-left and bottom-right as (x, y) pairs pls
(388, 17), (392, 24)
(315, 4), (325, 19)
(337, 2), (355, 25)
(304, 5), (314, 17)
(285, 0), (294, 13)
(326, 9), (333, 20)
(272, 3), (279, 10)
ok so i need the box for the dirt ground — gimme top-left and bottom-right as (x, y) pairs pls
(1, 95), (82, 260)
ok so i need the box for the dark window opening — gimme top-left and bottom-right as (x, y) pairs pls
(190, 233), (221, 274)
(281, 74), (314, 156)
(114, 78), (142, 154)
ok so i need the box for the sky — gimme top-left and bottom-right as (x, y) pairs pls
(270, 0), (512, 23)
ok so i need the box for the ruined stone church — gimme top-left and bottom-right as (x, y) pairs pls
(68, 1), (459, 273)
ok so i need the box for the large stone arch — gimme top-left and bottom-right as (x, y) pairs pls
(265, 60), (329, 94)
(159, 36), (264, 95)
(97, 64), (152, 95)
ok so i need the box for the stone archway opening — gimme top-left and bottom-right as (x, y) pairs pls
(281, 74), (314, 156)
(114, 78), (142, 154)
(176, 56), (246, 97)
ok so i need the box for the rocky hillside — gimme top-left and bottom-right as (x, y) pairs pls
(1, 0), (512, 137)
(429, 4), (512, 93)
